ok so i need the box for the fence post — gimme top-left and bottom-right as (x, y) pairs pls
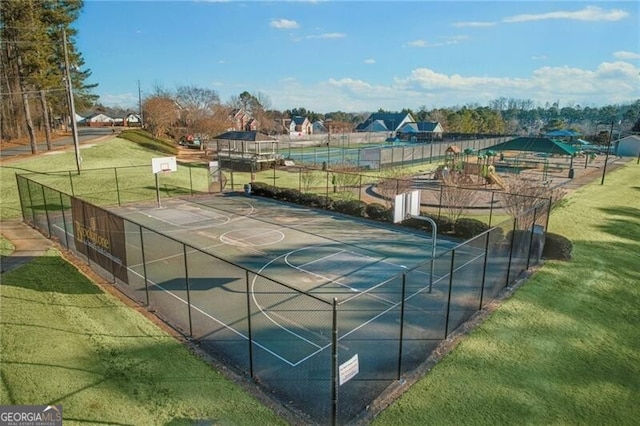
(478, 232), (491, 309)
(325, 170), (330, 202)
(183, 245), (194, 338)
(437, 185), (443, 220)
(505, 217), (517, 287)
(397, 273), (407, 379)
(139, 226), (150, 306)
(26, 180), (37, 226)
(41, 185), (52, 237)
(358, 174), (362, 202)
(245, 270), (254, 378)
(68, 170), (75, 196)
(331, 297), (338, 426)
(59, 192), (70, 249)
(444, 250), (456, 338)
(114, 167), (122, 206)
(189, 165), (194, 196)
(488, 192), (495, 227)
(526, 206), (539, 269)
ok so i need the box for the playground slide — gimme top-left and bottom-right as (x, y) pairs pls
(487, 171), (506, 190)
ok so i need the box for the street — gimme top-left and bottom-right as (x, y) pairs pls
(0, 127), (116, 160)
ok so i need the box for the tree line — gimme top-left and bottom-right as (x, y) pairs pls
(1, 0), (96, 153)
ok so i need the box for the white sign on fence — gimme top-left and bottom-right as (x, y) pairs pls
(339, 354), (359, 385)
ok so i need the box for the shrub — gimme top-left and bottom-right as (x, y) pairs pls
(332, 199), (366, 217)
(542, 232), (573, 260)
(433, 216), (454, 234)
(248, 182), (270, 196)
(454, 218), (491, 240)
(279, 188), (301, 203)
(299, 193), (331, 209)
(365, 203), (392, 222)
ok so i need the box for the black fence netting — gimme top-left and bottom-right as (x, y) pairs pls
(16, 172), (550, 425)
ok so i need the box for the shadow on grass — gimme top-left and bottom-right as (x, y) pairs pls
(1, 256), (103, 294)
(596, 206), (640, 243)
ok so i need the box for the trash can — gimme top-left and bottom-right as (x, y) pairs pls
(568, 168), (575, 179)
(244, 183), (251, 195)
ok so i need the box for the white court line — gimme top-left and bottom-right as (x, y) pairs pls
(124, 267), (299, 367)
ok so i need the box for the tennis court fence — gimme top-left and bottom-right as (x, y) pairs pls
(16, 171), (550, 425)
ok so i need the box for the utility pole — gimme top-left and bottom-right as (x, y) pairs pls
(63, 29), (81, 174)
(138, 79), (144, 127)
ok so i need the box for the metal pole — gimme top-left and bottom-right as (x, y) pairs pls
(397, 273), (407, 379)
(444, 250), (456, 338)
(42, 186), (51, 238)
(60, 192), (70, 249)
(114, 167), (121, 206)
(245, 270), (254, 378)
(139, 226), (150, 306)
(63, 29), (81, 175)
(409, 215), (437, 292)
(183, 245), (193, 337)
(155, 172), (161, 208)
(331, 297), (338, 426)
(600, 121), (614, 185)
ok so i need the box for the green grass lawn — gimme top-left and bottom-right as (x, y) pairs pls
(0, 137), (210, 219)
(373, 161), (640, 425)
(0, 252), (286, 425)
(0, 235), (14, 256)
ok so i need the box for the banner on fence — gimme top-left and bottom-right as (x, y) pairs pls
(71, 197), (128, 283)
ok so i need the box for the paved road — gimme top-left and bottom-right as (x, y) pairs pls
(0, 127), (116, 159)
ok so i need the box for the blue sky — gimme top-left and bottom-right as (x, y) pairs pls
(76, 1), (640, 112)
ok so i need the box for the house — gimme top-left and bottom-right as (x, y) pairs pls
(397, 121), (444, 142)
(78, 113), (115, 127)
(355, 112), (415, 134)
(615, 135), (640, 157)
(124, 113), (142, 127)
(312, 120), (328, 134)
(229, 108), (258, 131)
(283, 116), (312, 136)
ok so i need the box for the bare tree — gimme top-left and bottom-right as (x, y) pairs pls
(299, 168), (322, 192)
(176, 85), (220, 135)
(375, 168), (412, 207)
(439, 175), (482, 222)
(501, 175), (566, 229)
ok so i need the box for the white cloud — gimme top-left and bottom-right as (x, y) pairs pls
(503, 6), (628, 23)
(306, 32), (346, 39)
(364, 58), (376, 64)
(531, 55), (548, 61)
(270, 19), (299, 29)
(453, 21), (496, 28)
(407, 36), (468, 48)
(613, 51), (640, 60)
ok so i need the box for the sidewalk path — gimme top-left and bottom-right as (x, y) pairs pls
(0, 220), (54, 274)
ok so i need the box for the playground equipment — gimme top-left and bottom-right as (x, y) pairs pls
(434, 145), (506, 189)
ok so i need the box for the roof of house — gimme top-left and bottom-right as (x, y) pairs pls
(399, 121), (441, 133)
(355, 112), (413, 132)
(482, 137), (576, 156)
(213, 131), (275, 141)
(291, 116), (308, 125)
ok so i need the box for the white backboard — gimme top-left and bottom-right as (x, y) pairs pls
(151, 156), (177, 174)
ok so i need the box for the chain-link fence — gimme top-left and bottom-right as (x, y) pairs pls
(17, 170), (549, 425)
